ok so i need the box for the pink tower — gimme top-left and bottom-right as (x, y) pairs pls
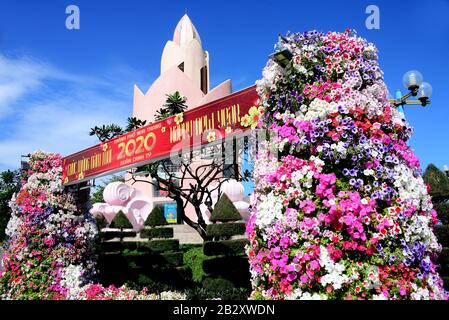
(127, 14), (233, 223)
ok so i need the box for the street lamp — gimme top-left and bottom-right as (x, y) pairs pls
(390, 70), (433, 107)
(270, 49), (293, 68)
(270, 35), (293, 68)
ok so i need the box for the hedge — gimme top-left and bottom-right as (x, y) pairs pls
(434, 225), (449, 247)
(124, 251), (184, 268)
(210, 193), (242, 223)
(101, 230), (137, 241)
(140, 227), (173, 239)
(203, 239), (248, 256)
(206, 222), (246, 237)
(137, 239), (180, 253)
(443, 277), (449, 291)
(110, 211), (133, 229)
(438, 247), (449, 276)
(145, 207), (168, 227)
(202, 256), (250, 275)
(435, 203), (449, 225)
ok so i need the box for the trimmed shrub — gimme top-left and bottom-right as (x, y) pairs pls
(124, 251), (184, 268)
(434, 225), (449, 247)
(145, 206), (168, 227)
(101, 230), (137, 241)
(423, 164), (449, 202)
(140, 227), (173, 239)
(206, 222), (246, 237)
(202, 256), (250, 275)
(202, 276), (235, 292)
(183, 246), (212, 282)
(435, 203), (449, 225)
(109, 211), (133, 229)
(203, 239), (248, 256)
(138, 239), (180, 253)
(443, 277), (449, 290)
(438, 248), (449, 276)
(95, 215), (108, 229)
(210, 193), (242, 223)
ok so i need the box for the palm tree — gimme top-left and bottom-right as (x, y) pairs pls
(89, 124), (124, 142)
(125, 117), (147, 132)
(164, 91), (188, 114)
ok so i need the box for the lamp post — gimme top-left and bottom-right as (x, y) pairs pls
(390, 70), (433, 108)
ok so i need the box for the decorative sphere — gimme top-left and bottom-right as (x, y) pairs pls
(221, 179), (245, 202)
(417, 82), (433, 99)
(402, 70), (423, 90)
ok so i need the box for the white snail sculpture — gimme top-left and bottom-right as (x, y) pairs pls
(90, 182), (153, 232)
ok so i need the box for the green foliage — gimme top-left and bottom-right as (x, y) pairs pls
(0, 170), (21, 242)
(210, 193), (242, 223)
(140, 239), (180, 253)
(91, 175), (124, 204)
(95, 215), (108, 230)
(140, 227), (173, 239)
(155, 91), (188, 121)
(89, 124), (124, 142)
(438, 248), (449, 276)
(435, 203), (449, 225)
(434, 225), (449, 247)
(206, 222), (246, 237)
(202, 276), (235, 292)
(90, 117), (147, 143)
(109, 211), (133, 229)
(423, 164), (449, 202)
(125, 117), (147, 132)
(123, 250), (184, 267)
(202, 256), (250, 275)
(144, 207), (168, 227)
(203, 239), (249, 256)
(183, 246), (216, 282)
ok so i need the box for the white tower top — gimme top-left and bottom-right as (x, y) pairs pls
(173, 14), (202, 47)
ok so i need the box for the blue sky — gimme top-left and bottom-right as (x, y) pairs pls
(0, 0), (448, 172)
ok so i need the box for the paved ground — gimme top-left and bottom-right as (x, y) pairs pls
(171, 224), (204, 244)
(115, 223), (204, 244)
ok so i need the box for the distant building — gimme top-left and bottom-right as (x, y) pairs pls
(126, 14), (249, 224)
(132, 14), (232, 123)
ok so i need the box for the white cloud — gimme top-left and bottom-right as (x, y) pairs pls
(0, 54), (145, 170)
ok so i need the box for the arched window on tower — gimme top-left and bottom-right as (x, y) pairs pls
(178, 62), (184, 72)
(200, 66), (208, 94)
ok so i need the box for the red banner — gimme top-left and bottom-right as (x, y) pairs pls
(62, 86), (259, 186)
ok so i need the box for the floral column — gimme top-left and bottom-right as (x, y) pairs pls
(246, 29), (448, 300)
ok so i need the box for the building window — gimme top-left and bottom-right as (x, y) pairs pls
(200, 66), (208, 94)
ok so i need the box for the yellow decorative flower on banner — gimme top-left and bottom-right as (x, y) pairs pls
(241, 115), (250, 127)
(102, 143), (108, 152)
(240, 106), (263, 129)
(78, 172), (84, 180)
(206, 130), (216, 143)
(161, 126), (166, 133)
(174, 113), (184, 126)
(248, 106), (262, 129)
(64, 177), (69, 184)
(225, 126), (232, 134)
